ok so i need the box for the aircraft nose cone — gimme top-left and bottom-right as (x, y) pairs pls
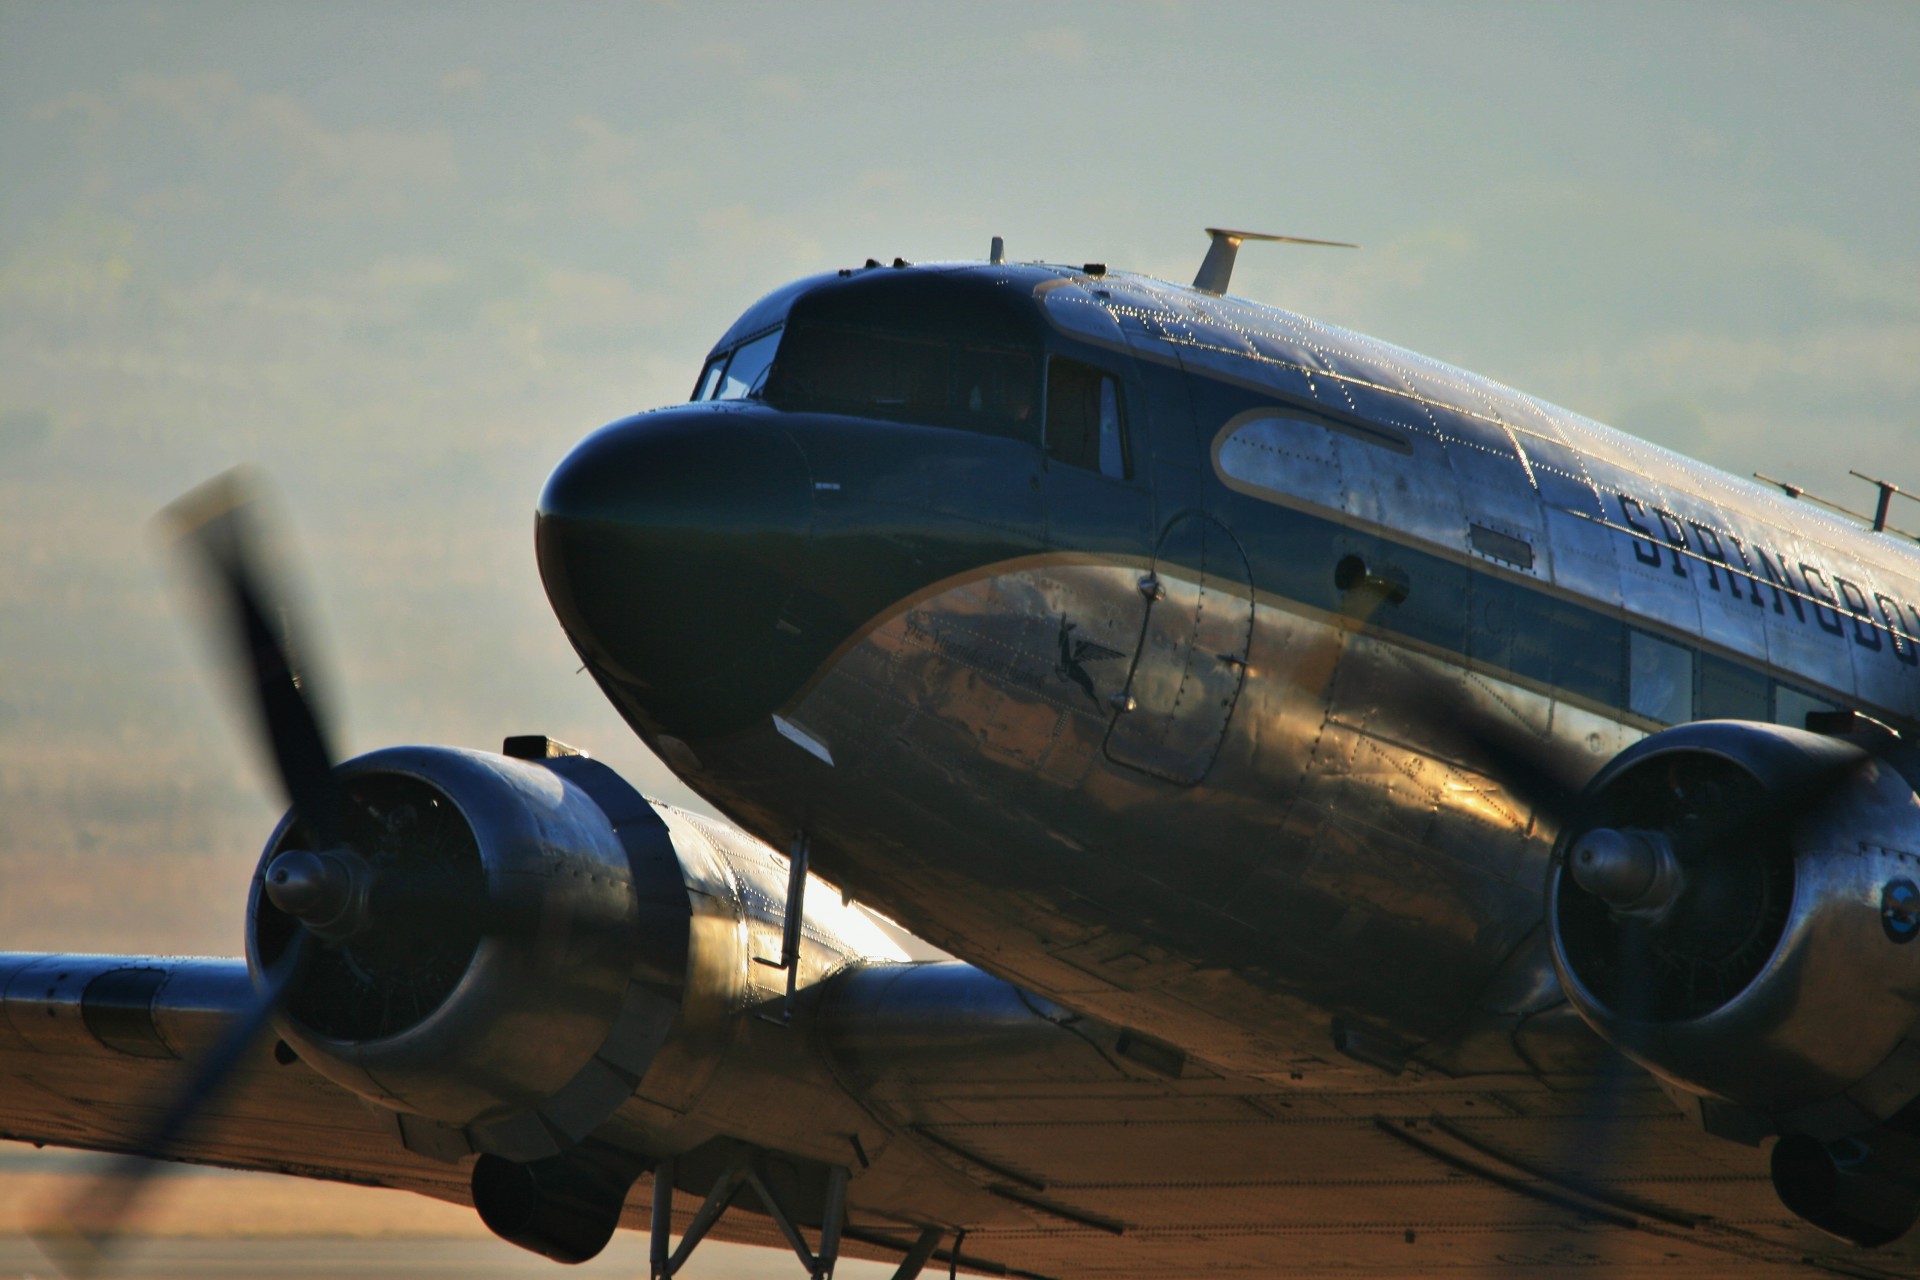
(536, 409), (814, 739)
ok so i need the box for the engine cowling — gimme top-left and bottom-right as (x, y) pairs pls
(246, 744), (691, 1161)
(1549, 720), (1920, 1135)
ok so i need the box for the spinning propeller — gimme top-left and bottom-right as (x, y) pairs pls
(1297, 560), (1911, 1247)
(32, 471), (516, 1275)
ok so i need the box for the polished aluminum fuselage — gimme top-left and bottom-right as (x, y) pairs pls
(573, 265), (1920, 1089)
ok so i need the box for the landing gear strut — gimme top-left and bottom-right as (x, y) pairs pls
(647, 1147), (965, 1280)
(754, 830), (812, 1025)
(650, 1149), (848, 1280)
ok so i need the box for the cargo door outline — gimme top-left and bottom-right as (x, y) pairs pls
(1104, 512), (1254, 785)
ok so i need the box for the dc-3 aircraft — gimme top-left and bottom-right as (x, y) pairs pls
(8, 230), (1920, 1279)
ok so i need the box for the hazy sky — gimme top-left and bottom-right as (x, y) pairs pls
(2, 1), (1916, 1269)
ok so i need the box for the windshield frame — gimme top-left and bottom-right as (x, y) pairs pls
(692, 325), (784, 403)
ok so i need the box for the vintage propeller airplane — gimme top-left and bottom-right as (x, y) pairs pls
(5, 229), (1920, 1278)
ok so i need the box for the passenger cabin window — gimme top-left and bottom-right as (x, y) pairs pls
(694, 327), (784, 402)
(1697, 653), (1770, 721)
(1045, 358), (1127, 479)
(1628, 630), (1693, 724)
(764, 323), (1037, 442)
(1774, 685), (1839, 730)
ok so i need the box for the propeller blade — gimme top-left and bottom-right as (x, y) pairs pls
(165, 471), (341, 846)
(32, 932), (311, 1277)
(31, 473), (353, 1275)
(1271, 576), (1592, 828)
(1425, 695), (1588, 826)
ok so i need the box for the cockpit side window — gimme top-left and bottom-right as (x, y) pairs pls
(1046, 357), (1128, 479)
(777, 326), (947, 414)
(954, 345), (1036, 438)
(693, 357), (726, 402)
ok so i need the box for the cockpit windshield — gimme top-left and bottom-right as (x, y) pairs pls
(692, 327), (783, 402)
(765, 323), (1037, 442)
(694, 272), (1046, 444)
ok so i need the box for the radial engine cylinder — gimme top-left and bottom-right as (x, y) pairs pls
(246, 745), (691, 1161)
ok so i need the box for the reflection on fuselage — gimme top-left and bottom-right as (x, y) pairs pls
(537, 260), (1920, 1084)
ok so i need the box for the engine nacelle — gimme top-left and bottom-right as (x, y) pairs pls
(247, 744), (691, 1161)
(1549, 720), (1920, 1137)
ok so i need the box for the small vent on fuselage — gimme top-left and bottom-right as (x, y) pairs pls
(1469, 523), (1534, 570)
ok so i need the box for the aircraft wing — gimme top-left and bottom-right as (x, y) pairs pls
(0, 954), (473, 1204)
(5, 951), (1913, 1279)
